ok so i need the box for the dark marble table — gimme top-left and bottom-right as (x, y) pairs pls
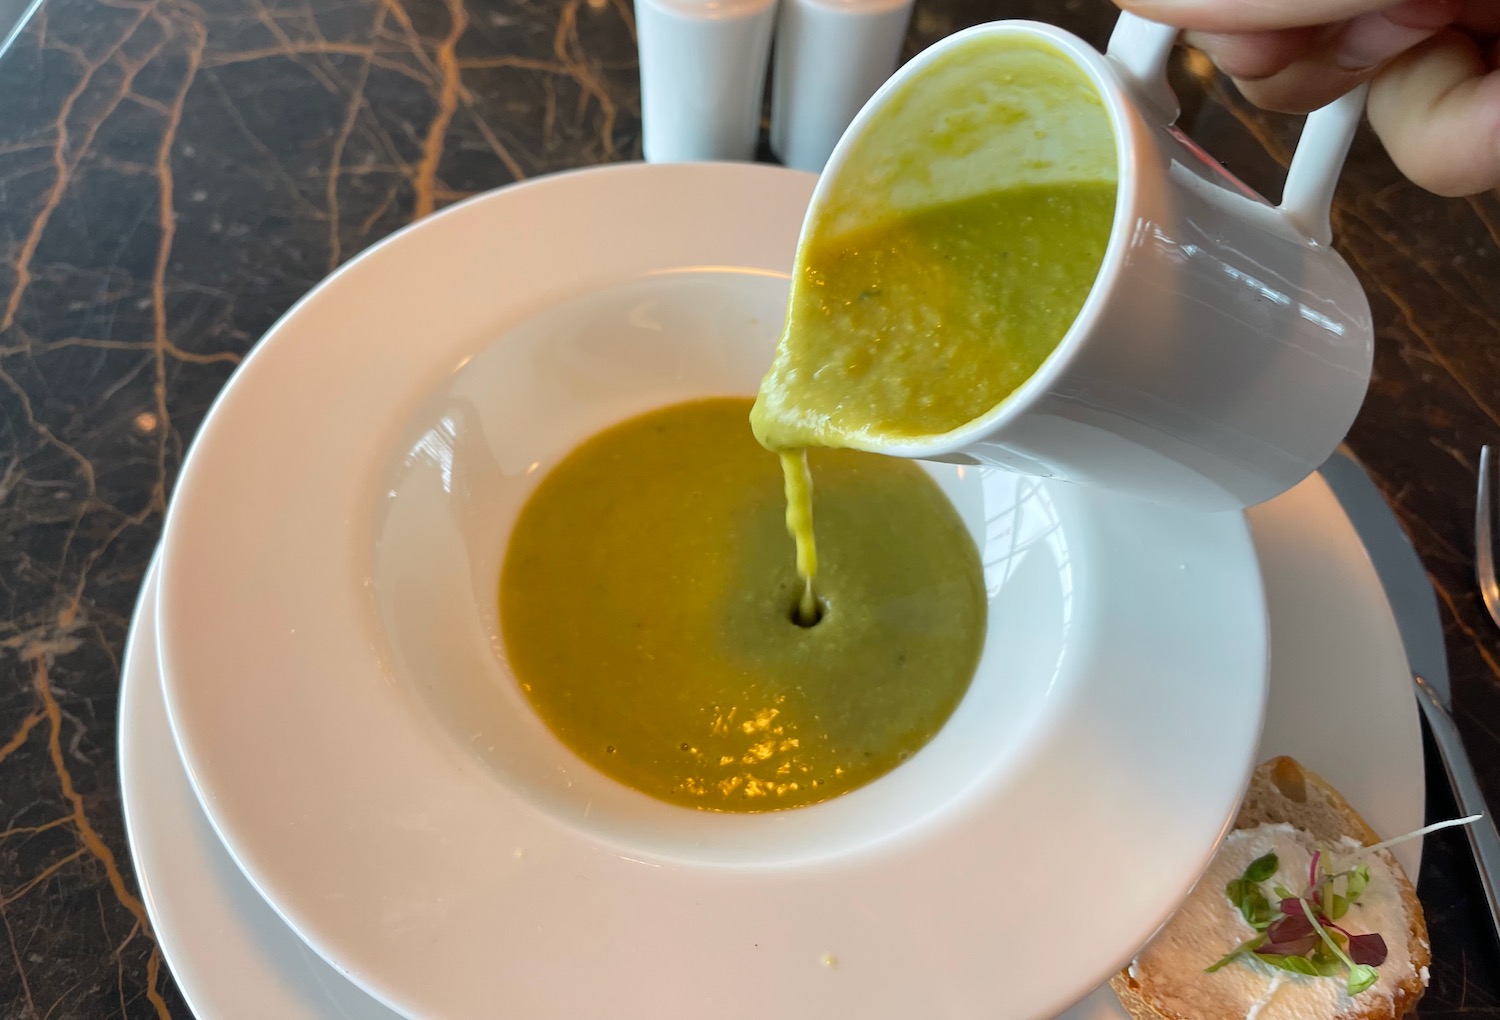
(0, 0), (1497, 1015)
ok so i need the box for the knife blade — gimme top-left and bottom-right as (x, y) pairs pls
(0, 0), (42, 61)
(1321, 447), (1500, 948)
(1322, 451), (1451, 702)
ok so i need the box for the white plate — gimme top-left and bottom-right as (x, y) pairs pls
(123, 473), (1424, 1020)
(154, 163), (1272, 1019)
(123, 565), (404, 1020)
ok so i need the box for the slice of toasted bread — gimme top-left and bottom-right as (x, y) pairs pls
(1110, 756), (1429, 1020)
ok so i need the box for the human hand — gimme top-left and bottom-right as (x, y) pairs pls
(1112, 0), (1500, 196)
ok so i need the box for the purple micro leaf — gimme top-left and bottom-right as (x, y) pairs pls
(1266, 913), (1313, 940)
(1258, 913), (1318, 956)
(1279, 898), (1309, 918)
(1346, 933), (1389, 966)
(1257, 933), (1319, 957)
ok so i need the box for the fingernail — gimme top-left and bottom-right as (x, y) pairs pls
(1384, 0), (1461, 30)
(1336, 3), (1456, 70)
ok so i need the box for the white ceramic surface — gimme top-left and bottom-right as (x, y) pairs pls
(636, 0), (776, 162)
(806, 16), (1374, 511)
(123, 471), (1425, 1019)
(768, 0), (912, 172)
(122, 567), (407, 1020)
(154, 163), (1267, 1020)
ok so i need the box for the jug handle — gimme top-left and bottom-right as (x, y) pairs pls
(1105, 11), (1368, 247)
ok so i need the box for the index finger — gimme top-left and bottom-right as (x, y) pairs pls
(1115, 0), (1459, 33)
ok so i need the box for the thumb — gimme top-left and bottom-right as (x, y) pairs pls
(1368, 29), (1500, 196)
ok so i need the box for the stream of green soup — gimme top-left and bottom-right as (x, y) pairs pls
(501, 36), (1115, 812)
(499, 398), (985, 812)
(749, 34), (1118, 615)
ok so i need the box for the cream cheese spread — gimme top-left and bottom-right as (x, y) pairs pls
(1128, 823), (1418, 1020)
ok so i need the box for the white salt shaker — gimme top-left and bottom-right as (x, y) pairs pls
(636, 0), (779, 163)
(769, 0), (914, 173)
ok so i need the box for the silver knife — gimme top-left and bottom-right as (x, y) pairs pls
(1322, 448), (1500, 944)
(0, 0), (42, 61)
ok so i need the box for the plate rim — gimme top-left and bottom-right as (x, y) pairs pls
(122, 470), (1427, 1020)
(152, 161), (1270, 1019)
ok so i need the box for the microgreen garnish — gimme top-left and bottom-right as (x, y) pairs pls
(1254, 952), (1342, 977)
(1298, 894), (1380, 996)
(1245, 852), (1279, 883)
(1206, 934), (1266, 973)
(1336, 814), (1482, 864)
(1346, 932), (1389, 966)
(1261, 910), (1317, 956)
(1227, 877), (1276, 930)
(1202, 817), (1486, 993)
(1346, 864), (1370, 900)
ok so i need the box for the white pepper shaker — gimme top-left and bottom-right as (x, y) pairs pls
(636, 0), (779, 163)
(769, 0), (914, 173)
